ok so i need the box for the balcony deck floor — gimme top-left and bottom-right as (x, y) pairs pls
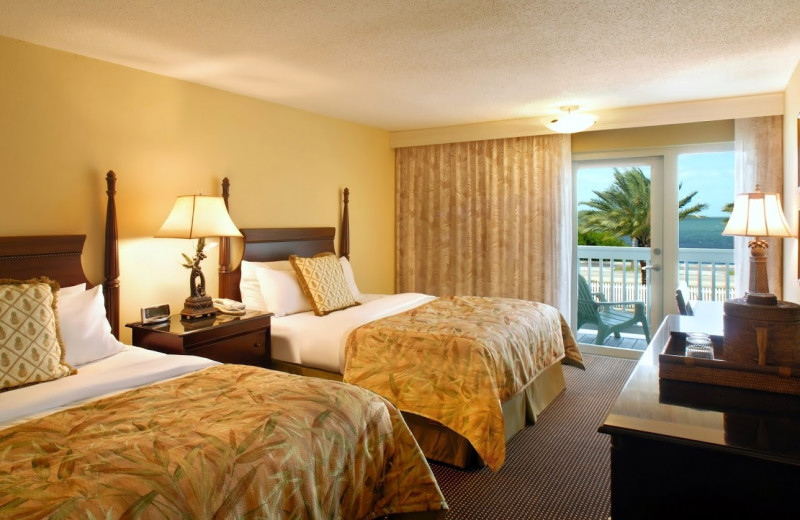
(575, 328), (648, 351)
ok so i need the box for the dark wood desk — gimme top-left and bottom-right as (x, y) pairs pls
(599, 314), (800, 519)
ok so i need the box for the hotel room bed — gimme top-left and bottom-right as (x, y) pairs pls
(0, 173), (446, 519)
(219, 182), (584, 471)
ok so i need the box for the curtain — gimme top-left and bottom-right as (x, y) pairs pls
(395, 135), (572, 316)
(734, 116), (784, 299)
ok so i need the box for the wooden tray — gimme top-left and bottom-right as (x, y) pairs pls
(659, 331), (800, 396)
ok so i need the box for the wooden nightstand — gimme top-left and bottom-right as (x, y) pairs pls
(126, 311), (272, 368)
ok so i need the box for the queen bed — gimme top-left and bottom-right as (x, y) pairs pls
(219, 181), (584, 471)
(0, 173), (447, 519)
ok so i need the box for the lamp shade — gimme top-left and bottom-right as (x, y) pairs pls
(543, 105), (597, 134)
(721, 188), (792, 238)
(155, 195), (243, 239)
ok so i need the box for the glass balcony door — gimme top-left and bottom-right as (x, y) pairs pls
(572, 144), (735, 355)
(573, 157), (663, 354)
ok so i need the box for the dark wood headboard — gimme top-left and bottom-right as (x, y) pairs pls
(0, 171), (120, 338)
(218, 179), (349, 302)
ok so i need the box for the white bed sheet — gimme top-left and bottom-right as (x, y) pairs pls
(271, 293), (436, 373)
(0, 345), (218, 429)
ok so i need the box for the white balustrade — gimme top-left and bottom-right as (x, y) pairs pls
(578, 245), (735, 305)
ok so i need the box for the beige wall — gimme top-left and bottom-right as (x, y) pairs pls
(571, 120), (734, 152)
(0, 36), (395, 342)
(783, 60), (800, 304)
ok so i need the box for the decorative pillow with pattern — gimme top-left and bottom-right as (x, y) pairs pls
(0, 277), (74, 391)
(289, 253), (359, 316)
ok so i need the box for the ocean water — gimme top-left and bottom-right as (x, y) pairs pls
(679, 217), (732, 249)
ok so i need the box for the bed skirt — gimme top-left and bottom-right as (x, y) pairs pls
(270, 359), (343, 381)
(269, 359), (566, 469)
(401, 361), (566, 468)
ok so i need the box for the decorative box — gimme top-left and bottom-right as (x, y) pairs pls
(722, 297), (800, 367)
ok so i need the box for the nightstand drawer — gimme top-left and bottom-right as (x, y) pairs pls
(188, 330), (268, 366)
(126, 311), (272, 368)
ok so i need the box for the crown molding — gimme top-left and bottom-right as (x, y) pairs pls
(389, 93), (785, 148)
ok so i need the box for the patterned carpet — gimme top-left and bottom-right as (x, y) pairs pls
(430, 354), (636, 520)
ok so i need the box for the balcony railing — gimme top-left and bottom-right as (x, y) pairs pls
(578, 245), (735, 305)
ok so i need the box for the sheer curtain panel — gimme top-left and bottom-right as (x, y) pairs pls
(734, 116), (784, 299)
(396, 135), (572, 315)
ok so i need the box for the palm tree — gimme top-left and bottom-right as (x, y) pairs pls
(722, 201), (734, 224)
(579, 167), (708, 283)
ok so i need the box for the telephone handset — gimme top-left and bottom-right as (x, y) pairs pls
(213, 298), (246, 315)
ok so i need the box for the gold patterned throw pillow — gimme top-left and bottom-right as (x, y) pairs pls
(0, 277), (74, 391)
(289, 253), (359, 316)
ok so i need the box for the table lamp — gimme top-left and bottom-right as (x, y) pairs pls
(155, 195), (242, 319)
(721, 185), (792, 304)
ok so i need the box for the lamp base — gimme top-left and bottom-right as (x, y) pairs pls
(747, 239), (769, 294)
(745, 292), (778, 306)
(180, 295), (217, 320)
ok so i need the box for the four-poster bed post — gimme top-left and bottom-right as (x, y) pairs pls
(340, 187), (350, 260)
(104, 170), (120, 339)
(219, 176), (234, 300)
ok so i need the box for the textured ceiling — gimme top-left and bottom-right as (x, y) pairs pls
(1, 0), (799, 131)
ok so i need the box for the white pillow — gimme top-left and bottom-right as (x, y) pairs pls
(339, 256), (362, 300)
(59, 283), (86, 296)
(239, 260), (294, 311)
(240, 278), (267, 311)
(57, 285), (124, 366)
(241, 260), (292, 278)
(255, 267), (312, 317)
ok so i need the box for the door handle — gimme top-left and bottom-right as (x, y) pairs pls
(641, 264), (661, 272)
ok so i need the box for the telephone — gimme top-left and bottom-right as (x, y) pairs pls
(213, 298), (246, 315)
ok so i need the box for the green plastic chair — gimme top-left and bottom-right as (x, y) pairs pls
(577, 275), (651, 345)
(675, 281), (694, 316)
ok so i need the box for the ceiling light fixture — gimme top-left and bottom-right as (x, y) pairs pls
(543, 105), (597, 134)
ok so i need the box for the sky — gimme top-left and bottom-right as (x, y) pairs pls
(576, 151), (735, 218)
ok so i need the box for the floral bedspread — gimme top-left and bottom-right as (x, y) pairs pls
(0, 364), (446, 519)
(343, 296), (584, 471)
